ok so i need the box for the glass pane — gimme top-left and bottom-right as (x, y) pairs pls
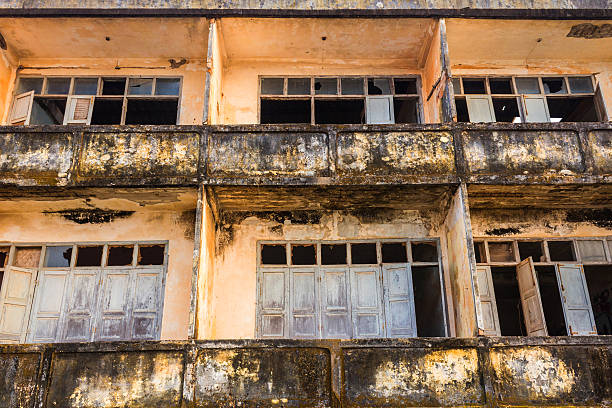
(367, 78), (391, 95)
(542, 77), (567, 94)
(315, 78), (337, 95)
(73, 78), (98, 95)
(75, 246), (103, 267)
(287, 78), (310, 95)
(102, 78), (126, 95)
(452, 78), (461, 94)
(155, 78), (181, 96)
(44, 246), (73, 267)
(16, 78), (43, 94)
(128, 78), (153, 95)
(568, 77), (594, 93)
(341, 78), (364, 95)
(45, 78), (71, 95)
(516, 77), (541, 94)
(489, 78), (513, 94)
(14, 247), (42, 267)
(577, 240), (606, 262)
(394, 78), (417, 94)
(261, 78), (284, 95)
(462, 78), (486, 94)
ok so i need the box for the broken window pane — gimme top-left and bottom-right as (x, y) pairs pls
(315, 99), (363, 124)
(155, 78), (181, 96)
(101, 78), (126, 95)
(261, 78), (284, 95)
(351, 243), (377, 264)
(138, 245), (165, 265)
(488, 242), (515, 262)
(474, 242), (486, 263)
(492, 97), (521, 123)
(108, 245), (134, 266)
(73, 78), (98, 95)
(260, 99), (311, 124)
(315, 78), (337, 95)
(381, 242), (407, 263)
(341, 78), (364, 95)
(367, 78), (391, 95)
(547, 241), (575, 262)
(394, 78), (417, 94)
(489, 78), (513, 94)
(412, 242), (438, 262)
(394, 98), (419, 123)
(321, 244), (346, 265)
(0, 247), (9, 267)
(128, 78), (153, 95)
(125, 99), (178, 125)
(462, 78), (486, 94)
(17, 77), (43, 94)
(515, 77), (541, 94)
(568, 77), (594, 93)
(30, 98), (66, 125)
(547, 96), (599, 122)
(576, 240), (607, 262)
(44, 246), (73, 267)
(287, 78), (310, 95)
(76, 246), (103, 267)
(91, 99), (123, 125)
(261, 244), (287, 265)
(451, 78), (461, 94)
(291, 245), (316, 265)
(518, 241), (545, 262)
(542, 77), (567, 94)
(45, 78), (71, 95)
(14, 247), (42, 268)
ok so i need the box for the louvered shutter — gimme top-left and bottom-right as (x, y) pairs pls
(350, 266), (384, 338)
(63, 96), (94, 125)
(475, 265), (501, 336)
(8, 91), (34, 125)
(516, 257), (547, 336)
(320, 266), (352, 338)
(466, 95), (495, 122)
(556, 264), (597, 336)
(382, 264), (417, 337)
(0, 266), (38, 343)
(289, 268), (318, 338)
(27, 269), (69, 343)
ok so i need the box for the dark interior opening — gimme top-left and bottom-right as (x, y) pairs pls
(518, 241), (545, 262)
(125, 99), (178, 125)
(351, 243), (377, 264)
(394, 78), (417, 94)
(488, 242), (515, 262)
(462, 78), (486, 94)
(260, 99), (311, 124)
(108, 246), (134, 266)
(102, 78), (126, 95)
(291, 245), (316, 265)
(455, 97), (469, 122)
(536, 266), (567, 336)
(491, 266), (526, 336)
(91, 99), (123, 125)
(0, 248), (8, 267)
(474, 242), (486, 263)
(413, 266), (446, 337)
(584, 265), (612, 335)
(315, 99), (364, 124)
(381, 242), (407, 263)
(30, 97), (66, 125)
(76, 246), (103, 267)
(547, 96), (599, 122)
(261, 244), (287, 265)
(44, 246), (72, 267)
(489, 78), (513, 94)
(411, 242), (438, 262)
(393, 98), (419, 123)
(492, 97), (520, 122)
(548, 241), (575, 261)
(138, 245), (165, 265)
(321, 244), (347, 265)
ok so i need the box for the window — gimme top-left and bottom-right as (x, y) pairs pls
(9, 76), (181, 125)
(474, 237), (612, 337)
(454, 75), (604, 123)
(257, 239), (447, 339)
(0, 242), (167, 344)
(259, 76), (421, 125)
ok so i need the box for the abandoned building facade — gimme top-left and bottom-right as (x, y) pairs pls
(0, 1), (611, 407)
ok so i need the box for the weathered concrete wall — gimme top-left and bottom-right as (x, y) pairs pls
(2, 337), (612, 408)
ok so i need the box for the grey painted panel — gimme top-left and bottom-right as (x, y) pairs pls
(131, 269), (164, 340)
(466, 95), (495, 123)
(290, 268), (318, 338)
(62, 270), (100, 342)
(366, 96), (394, 124)
(382, 264), (417, 337)
(475, 265), (501, 336)
(321, 267), (352, 339)
(556, 264), (597, 335)
(259, 269), (287, 338)
(350, 266), (384, 338)
(96, 269), (131, 341)
(523, 96), (550, 123)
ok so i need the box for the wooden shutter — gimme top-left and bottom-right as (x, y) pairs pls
(320, 267), (352, 339)
(129, 268), (164, 340)
(289, 268), (318, 338)
(516, 257), (547, 336)
(258, 268), (287, 338)
(465, 95), (495, 123)
(27, 269), (69, 343)
(556, 264), (597, 336)
(350, 266), (384, 338)
(63, 96), (94, 125)
(594, 83), (609, 121)
(366, 96), (394, 124)
(61, 269), (100, 342)
(8, 91), (34, 125)
(95, 269), (131, 341)
(522, 96), (550, 123)
(382, 264), (417, 337)
(475, 265), (501, 336)
(0, 266), (38, 343)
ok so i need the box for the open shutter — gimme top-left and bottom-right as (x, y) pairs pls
(382, 264), (417, 337)
(522, 96), (550, 123)
(320, 267), (352, 338)
(95, 269), (131, 341)
(350, 266), (384, 338)
(63, 96), (94, 125)
(258, 268), (287, 338)
(475, 266), (501, 336)
(289, 268), (318, 338)
(516, 257), (547, 336)
(61, 269), (100, 342)
(366, 96), (394, 124)
(466, 95), (495, 123)
(8, 91), (34, 125)
(129, 268), (164, 340)
(0, 266), (37, 343)
(556, 264), (597, 336)
(28, 269), (69, 343)
(594, 83), (609, 121)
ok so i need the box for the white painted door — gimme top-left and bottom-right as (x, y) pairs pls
(0, 266), (38, 343)
(320, 267), (352, 339)
(382, 264), (417, 337)
(516, 257), (547, 336)
(466, 95), (495, 122)
(350, 266), (384, 338)
(28, 269), (69, 343)
(475, 265), (501, 336)
(556, 264), (597, 336)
